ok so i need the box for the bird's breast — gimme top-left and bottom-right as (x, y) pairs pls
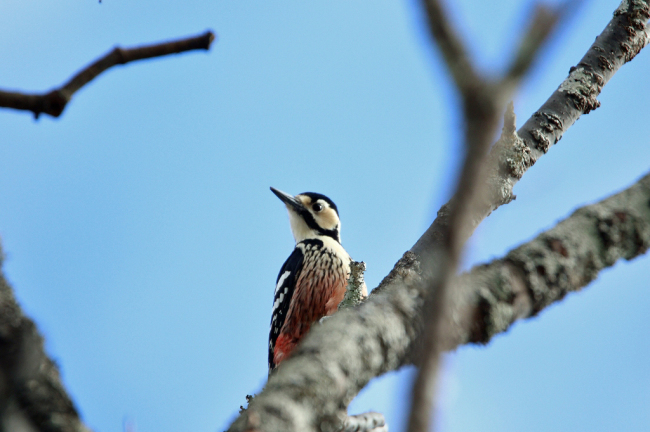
(284, 238), (350, 334)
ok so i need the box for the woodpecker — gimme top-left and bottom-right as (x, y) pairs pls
(268, 188), (366, 373)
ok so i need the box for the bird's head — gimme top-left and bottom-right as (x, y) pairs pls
(271, 187), (341, 243)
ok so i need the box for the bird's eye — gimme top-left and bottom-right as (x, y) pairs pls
(312, 203), (323, 212)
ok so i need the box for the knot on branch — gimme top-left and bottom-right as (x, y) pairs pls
(339, 261), (367, 310)
(614, 0), (650, 57)
(462, 261), (533, 346)
(593, 208), (650, 263)
(530, 110), (565, 153)
(615, 0), (650, 19)
(483, 101), (530, 209)
(493, 102), (531, 180)
(558, 67), (602, 115)
(239, 394), (255, 414)
(111, 47), (128, 65)
(506, 233), (578, 315)
(39, 90), (69, 119)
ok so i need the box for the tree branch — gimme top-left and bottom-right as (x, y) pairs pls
(443, 170), (650, 349)
(227, 2), (650, 431)
(518, 0), (650, 155)
(421, 0), (480, 93)
(412, 0), (650, 259)
(0, 30), (215, 119)
(0, 246), (91, 432)
(500, 1), (578, 93)
(338, 261), (367, 311)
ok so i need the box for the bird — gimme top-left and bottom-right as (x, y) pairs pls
(268, 187), (366, 374)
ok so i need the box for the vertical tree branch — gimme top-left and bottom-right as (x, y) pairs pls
(407, 0), (569, 428)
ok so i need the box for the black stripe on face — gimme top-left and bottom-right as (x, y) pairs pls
(299, 209), (340, 242)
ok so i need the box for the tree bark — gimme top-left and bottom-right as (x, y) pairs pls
(0, 246), (91, 432)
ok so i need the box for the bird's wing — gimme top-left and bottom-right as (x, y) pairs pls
(268, 246), (304, 371)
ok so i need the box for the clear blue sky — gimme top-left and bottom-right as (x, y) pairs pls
(1, 1), (648, 431)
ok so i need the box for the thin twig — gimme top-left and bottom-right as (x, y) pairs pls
(500, 0), (582, 92)
(421, 0), (480, 93)
(0, 30), (215, 119)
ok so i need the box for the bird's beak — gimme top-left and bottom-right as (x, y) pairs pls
(270, 187), (305, 212)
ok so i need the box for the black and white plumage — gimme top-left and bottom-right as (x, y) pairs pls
(268, 188), (365, 373)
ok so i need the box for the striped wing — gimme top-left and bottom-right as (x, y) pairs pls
(269, 246), (304, 372)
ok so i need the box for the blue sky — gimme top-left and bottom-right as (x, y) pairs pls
(0, 1), (648, 431)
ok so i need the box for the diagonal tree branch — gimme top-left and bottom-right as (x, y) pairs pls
(0, 30), (215, 119)
(443, 170), (650, 349)
(412, 0), (650, 261)
(227, 2), (650, 431)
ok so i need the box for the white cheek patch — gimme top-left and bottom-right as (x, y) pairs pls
(314, 205), (339, 232)
(275, 271), (291, 294)
(288, 210), (314, 242)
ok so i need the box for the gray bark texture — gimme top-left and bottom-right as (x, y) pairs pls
(443, 171), (650, 349)
(338, 261), (368, 311)
(0, 247), (91, 432)
(228, 2), (650, 431)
